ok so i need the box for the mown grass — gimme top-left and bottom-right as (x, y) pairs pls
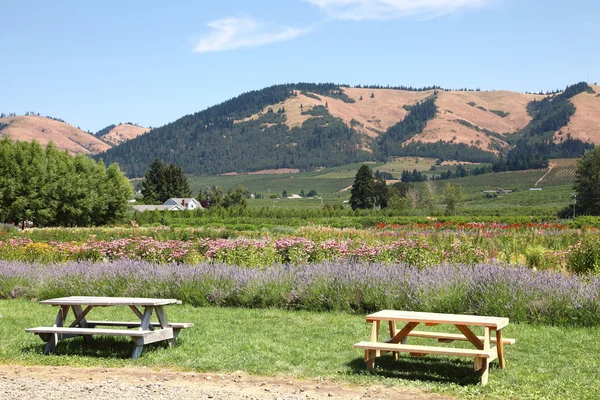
(1, 299), (599, 399)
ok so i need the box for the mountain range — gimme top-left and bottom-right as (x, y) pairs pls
(2, 82), (598, 177)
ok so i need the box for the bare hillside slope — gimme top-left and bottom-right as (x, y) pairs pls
(0, 116), (111, 154)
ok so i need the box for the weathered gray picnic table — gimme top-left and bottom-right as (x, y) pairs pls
(26, 296), (193, 359)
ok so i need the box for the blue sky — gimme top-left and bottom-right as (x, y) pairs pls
(1, 0), (598, 132)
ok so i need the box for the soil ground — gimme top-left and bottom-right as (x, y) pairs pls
(0, 365), (451, 400)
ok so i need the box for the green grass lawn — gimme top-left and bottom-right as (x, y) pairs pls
(1, 300), (598, 399)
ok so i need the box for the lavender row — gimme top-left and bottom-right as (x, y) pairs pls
(2, 260), (599, 326)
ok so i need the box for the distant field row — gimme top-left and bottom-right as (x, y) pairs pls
(180, 159), (579, 215)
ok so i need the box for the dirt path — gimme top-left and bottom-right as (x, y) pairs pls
(0, 365), (451, 400)
(535, 163), (555, 187)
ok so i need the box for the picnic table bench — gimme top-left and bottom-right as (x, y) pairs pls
(354, 310), (515, 386)
(26, 296), (193, 359)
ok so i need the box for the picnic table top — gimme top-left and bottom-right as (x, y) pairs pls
(39, 296), (182, 307)
(365, 310), (509, 329)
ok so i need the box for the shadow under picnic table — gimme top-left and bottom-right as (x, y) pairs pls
(347, 354), (490, 386)
(24, 336), (174, 359)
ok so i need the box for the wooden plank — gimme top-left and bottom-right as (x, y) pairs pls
(481, 326), (490, 386)
(85, 321), (194, 329)
(139, 307), (153, 330)
(155, 306), (174, 347)
(71, 305), (94, 344)
(44, 305), (69, 355)
(388, 320), (399, 360)
(39, 297), (182, 307)
(367, 321), (380, 370)
(496, 329), (506, 369)
(26, 327), (151, 337)
(455, 325), (484, 350)
(365, 310), (509, 330)
(129, 305), (144, 319)
(389, 322), (419, 344)
(353, 342), (494, 358)
(70, 305), (93, 328)
(133, 328), (174, 345)
(406, 330), (515, 345)
(155, 306), (170, 329)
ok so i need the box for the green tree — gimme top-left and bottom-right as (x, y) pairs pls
(199, 185), (224, 208)
(373, 177), (390, 208)
(222, 186), (248, 208)
(443, 183), (463, 216)
(420, 180), (436, 216)
(574, 147), (600, 215)
(163, 163), (192, 200)
(0, 138), (132, 227)
(141, 159), (191, 203)
(350, 164), (375, 210)
(141, 159), (165, 203)
(282, 189), (288, 198)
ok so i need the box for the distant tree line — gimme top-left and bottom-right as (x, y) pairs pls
(0, 112), (67, 124)
(0, 139), (132, 227)
(354, 84), (443, 91)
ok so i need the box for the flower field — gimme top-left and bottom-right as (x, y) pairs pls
(2, 260), (600, 326)
(2, 221), (600, 328)
(0, 222), (598, 272)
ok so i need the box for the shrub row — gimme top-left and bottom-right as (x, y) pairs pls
(2, 260), (600, 326)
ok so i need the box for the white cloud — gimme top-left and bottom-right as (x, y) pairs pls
(194, 17), (308, 53)
(303, 0), (492, 20)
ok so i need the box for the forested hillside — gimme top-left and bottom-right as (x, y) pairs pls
(495, 82), (595, 170)
(96, 84), (371, 177)
(93, 82), (598, 177)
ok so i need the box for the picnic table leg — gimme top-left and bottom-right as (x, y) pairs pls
(44, 305), (70, 355)
(155, 306), (175, 347)
(131, 306), (153, 359)
(366, 320), (380, 370)
(130, 305), (154, 331)
(496, 329), (506, 369)
(388, 321), (399, 360)
(72, 305), (94, 344)
(480, 327), (491, 386)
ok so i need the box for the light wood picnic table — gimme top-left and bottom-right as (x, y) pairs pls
(354, 310), (515, 386)
(26, 296), (193, 359)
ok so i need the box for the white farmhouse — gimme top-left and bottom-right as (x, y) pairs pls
(164, 198), (203, 210)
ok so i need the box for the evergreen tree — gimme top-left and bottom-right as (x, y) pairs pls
(141, 159), (166, 203)
(163, 163), (192, 200)
(350, 164), (375, 210)
(574, 147), (600, 215)
(141, 159), (191, 203)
